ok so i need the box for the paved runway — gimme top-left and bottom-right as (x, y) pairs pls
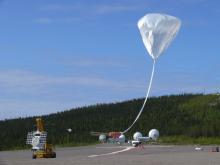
(0, 144), (220, 165)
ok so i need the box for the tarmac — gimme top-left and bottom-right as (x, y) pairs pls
(0, 144), (220, 165)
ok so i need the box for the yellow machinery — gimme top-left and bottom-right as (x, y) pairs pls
(26, 118), (56, 159)
(32, 143), (56, 159)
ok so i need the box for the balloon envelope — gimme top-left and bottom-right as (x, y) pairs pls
(138, 13), (181, 60)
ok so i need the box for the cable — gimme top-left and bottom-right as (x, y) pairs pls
(122, 59), (156, 134)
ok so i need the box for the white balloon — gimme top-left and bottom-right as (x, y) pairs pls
(138, 13), (181, 60)
(122, 13), (181, 134)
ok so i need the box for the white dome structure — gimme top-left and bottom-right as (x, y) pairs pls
(149, 129), (159, 140)
(133, 132), (143, 141)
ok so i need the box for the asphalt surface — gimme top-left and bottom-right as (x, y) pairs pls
(0, 144), (220, 165)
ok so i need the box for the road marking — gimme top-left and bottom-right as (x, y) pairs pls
(145, 145), (174, 148)
(96, 146), (127, 149)
(96, 145), (173, 149)
(88, 147), (134, 158)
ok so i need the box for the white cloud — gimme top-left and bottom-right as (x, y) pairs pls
(39, 3), (142, 14)
(60, 58), (128, 68)
(40, 4), (79, 12)
(0, 70), (144, 96)
(0, 70), (112, 89)
(0, 69), (145, 120)
(35, 3), (143, 24)
(0, 69), (219, 120)
(152, 70), (220, 96)
(33, 18), (53, 24)
(0, 99), (87, 120)
(33, 17), (80, 24)
(94, 5), (140, 14)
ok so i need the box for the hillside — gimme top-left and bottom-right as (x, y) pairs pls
(1, 93), (220, 151)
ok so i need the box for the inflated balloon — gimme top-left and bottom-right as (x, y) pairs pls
(138, 13), (181, 60)
(122, 13), (181, 134)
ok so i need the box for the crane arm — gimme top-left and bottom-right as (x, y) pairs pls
(36, 118), (44, 132)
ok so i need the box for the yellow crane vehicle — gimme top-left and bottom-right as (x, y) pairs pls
(26, 118), (56, 159)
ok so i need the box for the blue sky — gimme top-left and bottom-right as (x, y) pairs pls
(0, 0), (219, 120)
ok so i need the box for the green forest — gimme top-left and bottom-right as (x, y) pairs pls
(1, 93), (220, 151)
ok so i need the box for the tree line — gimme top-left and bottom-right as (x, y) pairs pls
(0, 93), (220, 150)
